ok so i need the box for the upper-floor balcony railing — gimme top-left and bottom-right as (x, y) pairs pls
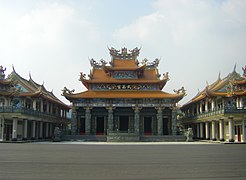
(0, 106), (70, 121)
(183, 106), (246, 120)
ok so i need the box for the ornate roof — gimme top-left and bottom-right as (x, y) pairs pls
(182, 65), (246, 108)
(63, 47), (186, 102)
(0, 66), (69, 109)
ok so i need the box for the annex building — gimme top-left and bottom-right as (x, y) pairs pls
(181, 66), (246, 142)
(0, 66), (70, 141)
(63, 47), (186, 141)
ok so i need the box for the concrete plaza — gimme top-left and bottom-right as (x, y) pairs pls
(0, 142), (246, 180)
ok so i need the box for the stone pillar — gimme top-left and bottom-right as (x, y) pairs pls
(39, 121), (43, 139)
(228, 117), (234, 142)
(33, 99), (36, 110)
(171, 109), (177, 135)
(85, 107), (91, 135)
(211, 99), (215, 111)
(46, 123), (49, 138)
(157, 108), (163, 136)
(134, 108), (140, 135)
(200, 102), (203, 114)
(196, 104), (199, 114)
(219, 119), (225, 141)
(71, 107), (77, 135)
(12, 118), (18, 141)
(40, 100), (44, 112)
(49, 124), (53, 137)
(32, 121), (36, 140)
(23, 120), (28, 140)
(242, 119), (246, 142)
(205, 100), (208, 112)
(205, 122), (210, 140)
(211, 121), (216, 141)
(107, 107), (114, 132)
(196, 123), (200, 138)
(0, 118), (3, 141)
(200, 123), (204, 139)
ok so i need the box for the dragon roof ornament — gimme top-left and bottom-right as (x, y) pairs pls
(108, 47), (140, 60)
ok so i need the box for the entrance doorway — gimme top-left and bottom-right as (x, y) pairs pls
(235, 125), (242, 142)
(119, 116), (129, 132)
(144, 117), (152, 135)
(4, 124), (12, 141)
(163, 117), (169, 135)
(79, 117), (85, 135)
(96, 117), (104, 135)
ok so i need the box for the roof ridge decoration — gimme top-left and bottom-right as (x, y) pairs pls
(0, 65), (6, 80)
(242, 65), (246, 77)
(141, 58), (160, 69)
(109, 47), (140, 60)
(89, 58), (107, 69)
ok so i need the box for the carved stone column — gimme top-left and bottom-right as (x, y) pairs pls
(171, 108), (177, 135)
(133, 107), (140, 134)
(71, 107), (78, 135)
(12, 118), (18, 141)
(156, 107), (163, 136)
(107, 107), (114, 132)
(211, 120), (216, 141)
(205, 121), (210, 140)
(85, 107), (91, 135)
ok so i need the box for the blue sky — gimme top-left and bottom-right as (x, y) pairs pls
(0, 0), (245, 105)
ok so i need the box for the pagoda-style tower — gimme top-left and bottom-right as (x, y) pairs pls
(63, 47), (185, 141)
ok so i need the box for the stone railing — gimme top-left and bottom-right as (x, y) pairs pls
(183, 107), (246, 120)
(0, 106), (70, 121)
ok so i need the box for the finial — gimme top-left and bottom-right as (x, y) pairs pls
(218, 72), (221, 80)
(206, 81), (209, 86)
(12, 64), (16, 72)
(233, 63), (237, 72)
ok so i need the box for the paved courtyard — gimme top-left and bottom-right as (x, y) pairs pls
(0, 142), (246, 180)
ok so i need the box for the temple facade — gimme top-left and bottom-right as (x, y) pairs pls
(0, 66), (70, 141)
(181, 66), (246, 142)
(63, 47), (186, 141)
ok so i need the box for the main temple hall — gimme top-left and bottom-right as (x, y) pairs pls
(63, 47), (186, 141)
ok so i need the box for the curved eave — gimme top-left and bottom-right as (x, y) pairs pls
(233, 78), (246, 85)
(0, 79), (13, 85)
(206, 89), (246, 97)
(17, 91), (70, 109)
(63, 90), (185, 101)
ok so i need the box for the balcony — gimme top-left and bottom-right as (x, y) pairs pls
(0, 106), (70, 121)
(183, 106), (246, 120)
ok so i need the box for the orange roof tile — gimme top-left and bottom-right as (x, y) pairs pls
(64, 90), (184, 100)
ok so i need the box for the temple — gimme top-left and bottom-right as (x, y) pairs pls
(0, 66), (70, 141)
(181, 66), (246, 142)
(63, 47), (186, 141)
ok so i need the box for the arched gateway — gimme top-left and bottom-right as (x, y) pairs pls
(63, 47), (186, 141)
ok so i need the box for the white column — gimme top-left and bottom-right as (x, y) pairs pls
(205, 122), (210, 140)
(219, 119), (225, 141)
(39, 122), (43, 139)
(239, 98), (243, 108)
(200, 102), (203, 114)
(229, 118), (234, 142)
(32, 121), (36, 139)
(196, 123), (200, 138)
(12, 118), (18, 141)
(205, 100), (208, 112)
(196, 104), (199, 114)
(23, 120), (28, 140)
(0, 119), (4, 141)
(212, 121), (216, 141)
(242, 120), (246, 142)
(200, 123), (204, 139)
(33, 99), (36, 110)
(211, 99), (215, 111)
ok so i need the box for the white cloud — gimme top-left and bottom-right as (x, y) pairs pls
(113, 0), (246, 104)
